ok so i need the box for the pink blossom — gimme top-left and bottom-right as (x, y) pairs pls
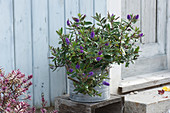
(41, 108), (47, 113)
(28, 81), (32, 86)
(28, 75), (33, 80)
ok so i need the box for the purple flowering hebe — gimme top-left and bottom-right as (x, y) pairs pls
(0, 68), (57, 113)
(49, 13), (143, 96)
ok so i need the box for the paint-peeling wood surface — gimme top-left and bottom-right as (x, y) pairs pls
(0, 0), (107, 107)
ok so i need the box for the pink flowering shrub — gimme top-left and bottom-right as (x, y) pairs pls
(0, 68), (57, 113)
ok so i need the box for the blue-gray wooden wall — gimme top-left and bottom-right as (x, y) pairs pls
(0, 0), (107, 107)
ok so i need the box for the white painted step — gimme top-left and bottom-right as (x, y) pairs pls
(124, 85), (170, 113)
(119, 70), (170, 94)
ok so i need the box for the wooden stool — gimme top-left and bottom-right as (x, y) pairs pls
(55, 94), (124, 113)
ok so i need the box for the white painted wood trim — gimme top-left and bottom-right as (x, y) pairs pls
(119, 70), (170, 93)
(167, 0), (170, 69)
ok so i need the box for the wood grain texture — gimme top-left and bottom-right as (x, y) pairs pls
(32, 0), (50, 107)
(141, 0), (156, 43)
(55, 94), (122, 113)
(0, 0), (14, 72)
(13, 0), (33, 105)
(49, 0), (66, 106)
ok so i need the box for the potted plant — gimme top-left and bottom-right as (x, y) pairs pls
(49, 13), (143, 102)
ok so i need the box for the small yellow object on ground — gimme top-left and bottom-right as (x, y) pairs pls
(162, 86), (170, 91)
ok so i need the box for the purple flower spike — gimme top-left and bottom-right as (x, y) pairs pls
(80, 50), (84, 53)
(98, 51), (102, 55)
(90, 31), (95, 38)
(96, 57), (102, 61)
(135, 15), (139, 19)
(105, 42), (109, 46)
(65, 38), (70, 45)
(82, 73), (85, 76)
(88, 71), (94, 77)
(80, 46), (83, 49)
(111, 14), (114, 17)
(67, 19), (70, 26)
(75, 18), (79, 22)
(76, 64), (80, 69)
(69, 68), (73, 73)
(103, 81), (110, 86)
(139, 33), (143, 37)
(127, 14), (131, 20)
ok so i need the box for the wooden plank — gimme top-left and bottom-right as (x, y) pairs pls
(65, 0), (79, 22)
(167, 0), (170, 69)
(49, 0), (66, 106)
(32, 0), (50, 107)
(0, 0), (14, 72)
(65, 0), (79, 93)
(122, 54), (167, 78)
(95, 0), (107, 17)
(13, 0), (33, 106)
(157, 0), (167, 54)
(79, 0), (93, 21)
(119, 70), (170, 93)
(141, 0), (156, 43)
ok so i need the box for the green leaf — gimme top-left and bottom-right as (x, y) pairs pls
(104, 54), (112, 59)
(84, 21), (92, 25)
(134, 46), (140, 53)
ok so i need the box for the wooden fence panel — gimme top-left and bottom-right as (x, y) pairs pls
(49, 0), (66, 106)
(14, 0), (33, 106)
(0, 0), (14, 73)
(32, 0), (50, 107)
(0, 0), (108, 107)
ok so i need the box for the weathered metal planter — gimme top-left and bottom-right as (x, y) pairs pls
(69, 69), (110, 102)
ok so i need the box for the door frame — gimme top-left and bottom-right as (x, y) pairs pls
(108, 0), (170, 94)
